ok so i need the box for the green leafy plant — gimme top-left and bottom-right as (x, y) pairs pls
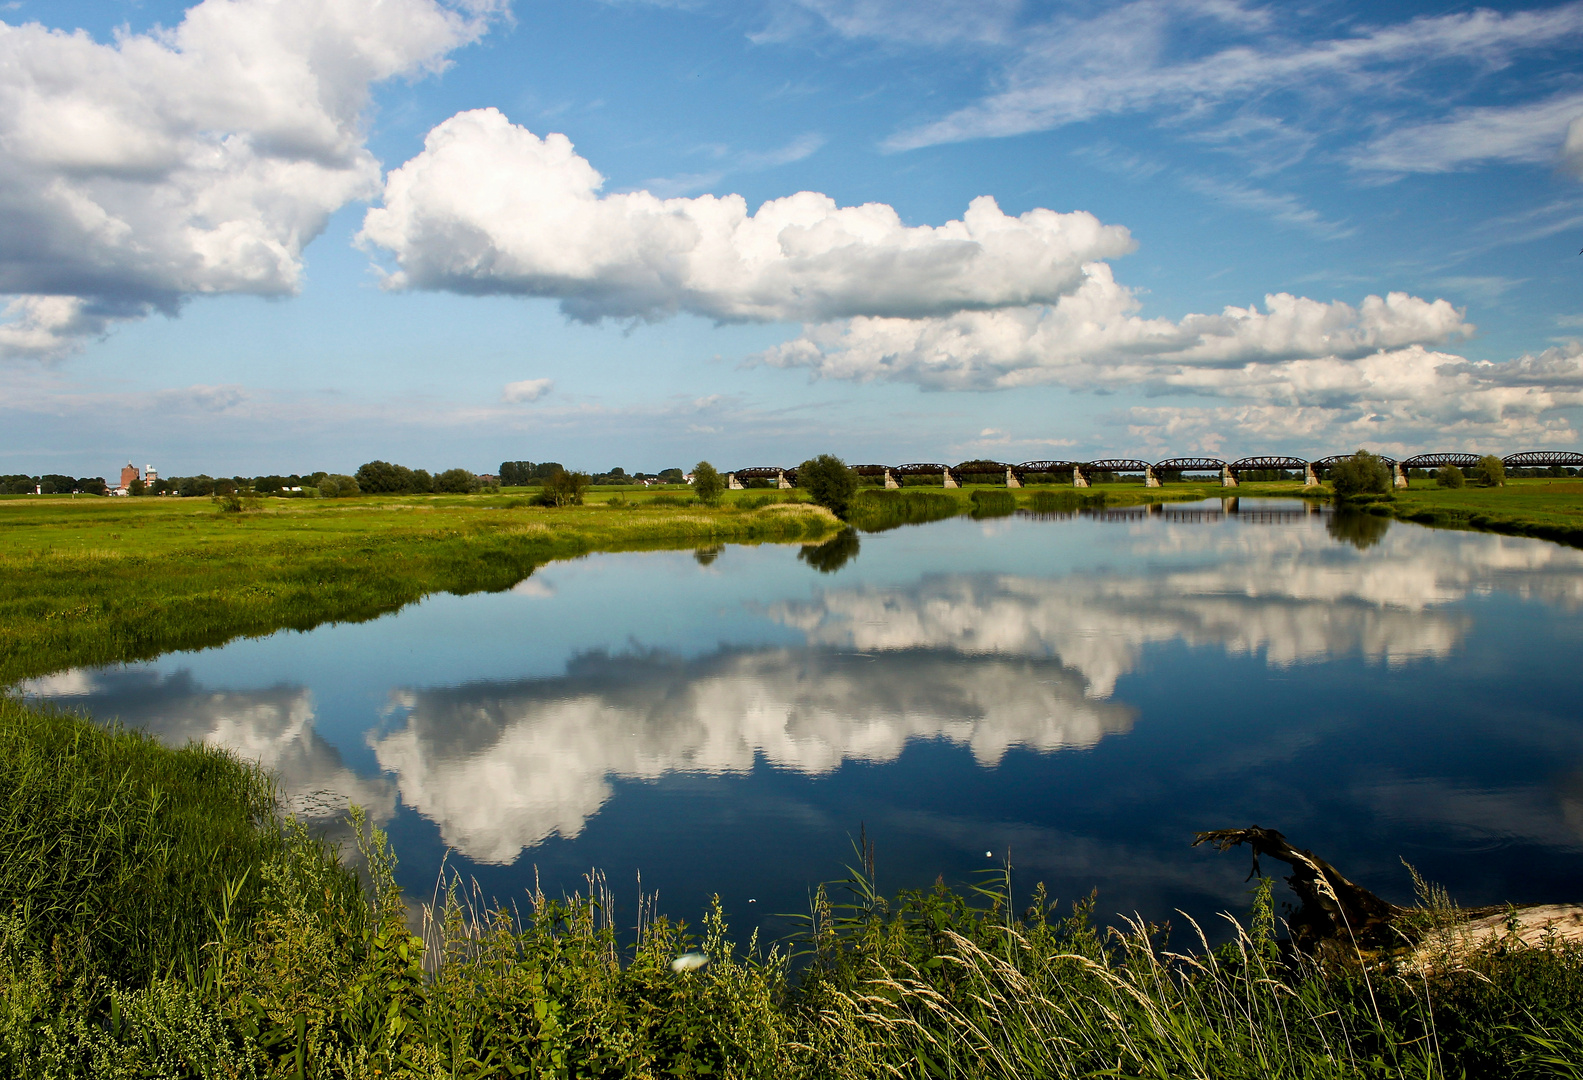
(1330, 449), (1392, 499)
(691, 461), (725, 505)
(797, 454), (859, 518)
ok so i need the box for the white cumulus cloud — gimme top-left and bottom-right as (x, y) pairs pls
(357, 107), (1135, 323)
(759, 262), (1472, 390)
(0, 0), (498, 361)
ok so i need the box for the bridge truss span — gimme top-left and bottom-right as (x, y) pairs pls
(1015, 461), (1077, 474)
(951, 460), (1014, 476)
(1311, 453), (1397, 470)
(1400, 453), (1480, 470)
(1153, 457), (1226, 473)
(730, 466), (789, 480)
(1503, 451), (1583, 469)
(1085, 459), (1154, 473)
(1228, 456), (1308, 473)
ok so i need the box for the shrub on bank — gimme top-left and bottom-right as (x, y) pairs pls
(1330, 449), (1392, 499)
(1472, 455), (1507, 487)
(1437, 465), (1465, 488)
(692, 461), (725, 506)
(797, 454), (859, 518)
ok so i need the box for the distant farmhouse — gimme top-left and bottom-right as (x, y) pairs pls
(112, 462), (157, 496)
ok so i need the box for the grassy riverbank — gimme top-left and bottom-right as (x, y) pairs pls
(4, 699), (1582, 1078)
(0, 492), (838, 687)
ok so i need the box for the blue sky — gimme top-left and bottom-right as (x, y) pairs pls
(2, 0), (1581, 478)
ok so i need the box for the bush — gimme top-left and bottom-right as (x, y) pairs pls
(434, 467), (480, 494)
(1329, 449), (1392, 499)
(1436, 465), (1465, 488)
(798, 454), (859, 518)
(538, 468), (589, 506)
(1471, 455), (1506, 487)
(355, 460), (432, 495)
(319, 474), (359, 498)
(692, 461), (725, 505)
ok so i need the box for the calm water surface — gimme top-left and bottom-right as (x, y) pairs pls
(24, 500), (1583, 936)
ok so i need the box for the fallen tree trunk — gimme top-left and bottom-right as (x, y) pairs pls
(1196, 826), (1583, 968)
(1193, 826), (1413, 951)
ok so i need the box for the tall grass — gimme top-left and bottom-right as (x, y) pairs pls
(1, 697), (1579, 1078)
(848, 490), (963, 532)
(0, 696), (297, 985)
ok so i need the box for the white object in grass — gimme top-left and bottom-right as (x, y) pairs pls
(671, 951), (709, 973)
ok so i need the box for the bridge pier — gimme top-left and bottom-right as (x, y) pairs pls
(777, 471), (792, 489)
(1073, 466), (1090, 488)
(1006, 467), (1022, 488)
(942, 469), (959, 489)
(1393, 463), (1409, 489)
(1145, 466), (1161, 488)
(1221, 466), (1239, 488)
(1304, 463), (1319, 488)
(883, 469), (899, 489)
(726, 472), (744, 490)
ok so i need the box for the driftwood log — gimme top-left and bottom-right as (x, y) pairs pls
(1194, 826), (1410, 950)
(1194, 826), (1583, 961)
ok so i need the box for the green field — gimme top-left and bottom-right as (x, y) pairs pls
(0, 489), (839, 687)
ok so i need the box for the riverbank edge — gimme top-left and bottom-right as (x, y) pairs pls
(0, 500), (841, 688)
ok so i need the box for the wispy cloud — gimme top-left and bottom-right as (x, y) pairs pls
(1352, 91), (1583, 175)
(1178, 175), (1353, 239)
(881, 1), (1583, 153)
(502, 378), (554, 403)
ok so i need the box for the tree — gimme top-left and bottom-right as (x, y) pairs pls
(798, 453), (859, 518)
(320, 474), (359, 498)
(540, 468), (589, 506)
(1329, 450), (1391, 499)
(178, 475), (215, 498)
(692, 461), (724, 505)
(435, 468), (480, 494)
(1435, 465), (1464, 488)
(128, 476), (146, 497)
(1471, 455), (1506, 487)
(658, 468), (684, 484)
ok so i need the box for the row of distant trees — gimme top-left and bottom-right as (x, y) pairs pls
(0, 474), (108, 495)
(499, 461), (686, 487)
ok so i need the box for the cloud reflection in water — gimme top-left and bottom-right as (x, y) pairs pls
(373, 649), (1130, 863)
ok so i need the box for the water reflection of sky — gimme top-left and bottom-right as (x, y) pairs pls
(23, 501), (1583, 935)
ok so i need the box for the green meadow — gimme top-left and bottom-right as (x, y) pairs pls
(4, 482), (1583, 1076)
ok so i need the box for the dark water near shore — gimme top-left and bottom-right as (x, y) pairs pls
(24, 499), (1583, 939)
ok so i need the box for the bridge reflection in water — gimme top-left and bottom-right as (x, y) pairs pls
(1090, 499), (1322, 524)
(723, 450), (1583, 491)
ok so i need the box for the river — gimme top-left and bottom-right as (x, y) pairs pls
(23, 498), (1583, 939)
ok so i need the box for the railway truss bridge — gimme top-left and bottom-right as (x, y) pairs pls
(723, 451), (1583, 491)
